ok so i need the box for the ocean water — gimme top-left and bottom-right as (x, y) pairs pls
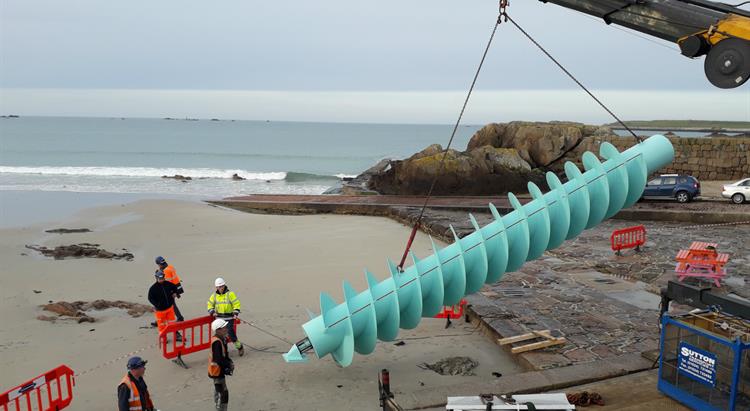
(0, 117), (480, 198)
(0, 117), (480, 227)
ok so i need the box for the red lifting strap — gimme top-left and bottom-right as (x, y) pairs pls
(160, 315), (238, 360)
(397, 223), (420, 271)
(0, 364), (75, 411)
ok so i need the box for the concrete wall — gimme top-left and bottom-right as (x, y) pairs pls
(553, 135), (750, 181)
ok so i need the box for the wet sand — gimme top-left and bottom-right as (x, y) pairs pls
(0, 199), (522, 410)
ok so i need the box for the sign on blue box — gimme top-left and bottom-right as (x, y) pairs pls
(677, 342), (717, 387)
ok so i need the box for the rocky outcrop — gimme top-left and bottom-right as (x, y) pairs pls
(25, 243), (134, 260)
(342, 158), (391, 195)
(367, 122), (600, 195)
(368, 143), (544, 196)
(364, 122), (602, 195)
(39, 300), (153, 323)
(162, 174), (191, 182)
(362, 121), (749, 196)
(44, 228), (92, 234)
(467, 121), (604, 168)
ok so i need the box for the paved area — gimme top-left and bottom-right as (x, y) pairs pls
(219, 193), (748, 214)
(464, 218), (749, 371)
(558, 369), (690, 411)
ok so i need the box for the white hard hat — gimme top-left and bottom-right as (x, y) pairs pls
(215, 277), (226, 287)
(211, 318), (228, 333)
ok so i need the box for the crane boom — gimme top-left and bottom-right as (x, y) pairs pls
(539, 0), (750, 88)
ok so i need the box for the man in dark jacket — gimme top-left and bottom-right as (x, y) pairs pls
(147, 270), (181, 338)
(117, 356), (155, 411)
(209, 319), (234, 411)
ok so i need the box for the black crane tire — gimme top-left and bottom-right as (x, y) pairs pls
(704, 38), (750, 89)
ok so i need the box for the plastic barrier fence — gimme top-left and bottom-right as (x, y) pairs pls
(160, 315), (238, 360)
(0, 365), (75, 411)
(434, 299), (467, 319)
(610, 225), (646, 254)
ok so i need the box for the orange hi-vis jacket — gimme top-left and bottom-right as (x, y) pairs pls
(119, 374), (154, 411)
(163, 265), (181, 285)
(208, 335), (227, 378)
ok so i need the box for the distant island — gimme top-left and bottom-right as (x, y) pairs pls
(163, 117), (200, 121)
(607, 119), (750, 130)
(162, 117), (232, 122)
(0, 115), (20, 118)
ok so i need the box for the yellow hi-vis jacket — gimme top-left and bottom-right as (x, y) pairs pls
(207, 289), (241, 318)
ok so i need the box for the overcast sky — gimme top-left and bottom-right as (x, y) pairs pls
(1, 0), (748, 123)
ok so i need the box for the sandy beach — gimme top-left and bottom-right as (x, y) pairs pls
(0, 199), (521, 410)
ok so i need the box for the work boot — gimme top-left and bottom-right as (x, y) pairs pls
(235, 342), (244, 357)
(150, 321), (157, 327)
(218, 403), (228, 411)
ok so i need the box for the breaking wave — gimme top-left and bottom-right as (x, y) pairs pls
(0, 166), (354, 182)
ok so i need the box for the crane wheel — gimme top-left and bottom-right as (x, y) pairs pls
(704, 38), (750, 89)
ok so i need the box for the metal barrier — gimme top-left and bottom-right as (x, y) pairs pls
(610, 225), (646, 255)
(658, 310), (750, 411)
(159, 315), (238, 364)
(0, 365), (75, 411)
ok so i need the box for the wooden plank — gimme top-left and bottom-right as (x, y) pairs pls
(511, 337), (567, 354)
(498, 332), (538, 346)
(532, 330), (553, 338)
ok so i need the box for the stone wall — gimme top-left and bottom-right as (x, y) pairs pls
(550, 135), (750, 181)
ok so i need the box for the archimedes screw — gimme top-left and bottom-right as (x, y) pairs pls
(284, 135), (675, 367)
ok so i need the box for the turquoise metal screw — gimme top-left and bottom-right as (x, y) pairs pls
(284, 134), (674, 366)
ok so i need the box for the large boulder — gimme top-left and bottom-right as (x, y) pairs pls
(466, 123), (507, 151)
(364, 121), (615, 196)
(468, 146), (531, 172)
(368, 144), (543, 196)
(467, 121), (599, 168)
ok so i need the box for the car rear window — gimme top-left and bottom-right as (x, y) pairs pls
(663, 177), (677, 185)
(678, 177), (687, 183)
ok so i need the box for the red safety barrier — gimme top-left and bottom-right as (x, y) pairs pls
(610, 225), (646, 255)
(160, 315), (238, 360)
(434, 299), (467, 319)
(0, 365), (75, 411)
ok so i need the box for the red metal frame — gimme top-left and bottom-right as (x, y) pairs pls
(159, 315), (238, 360)
(0, 365), (75, 411)
(610, 225), (646, 254)
(434, 299), (467, 319)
